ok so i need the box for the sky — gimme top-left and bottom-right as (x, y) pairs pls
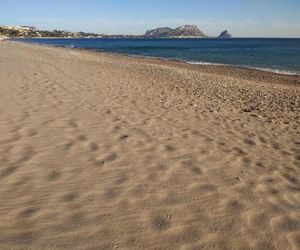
(1, 0), (300, 37)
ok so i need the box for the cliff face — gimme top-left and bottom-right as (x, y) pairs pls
(173, 25), (207, 37)
(145, 25), (207, 38)
(218, 30), (232, 38)
(145, 27), (174, 37)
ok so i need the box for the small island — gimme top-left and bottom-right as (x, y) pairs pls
(218, 30), (232, 38)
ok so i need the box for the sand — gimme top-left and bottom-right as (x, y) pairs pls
(0, 41), (299, 250)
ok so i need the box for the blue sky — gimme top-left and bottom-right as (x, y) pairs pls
(1, 0), (300, 37)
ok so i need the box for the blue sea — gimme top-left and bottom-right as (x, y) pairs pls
(19, 38), (300, 75)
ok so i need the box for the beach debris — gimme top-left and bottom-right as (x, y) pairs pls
(242, 106), (255, 112)
(120, 134), (129, 140)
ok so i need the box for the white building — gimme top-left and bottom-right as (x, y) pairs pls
(19, 26), (36, 31)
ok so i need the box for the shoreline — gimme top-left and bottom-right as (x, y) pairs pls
(10, 38), (300, 78)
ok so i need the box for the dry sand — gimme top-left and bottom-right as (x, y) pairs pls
(0, 41), (299, 250)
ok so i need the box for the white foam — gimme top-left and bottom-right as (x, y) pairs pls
(187, 61), (300, 76)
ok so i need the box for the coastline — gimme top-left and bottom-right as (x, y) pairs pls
(9, 39), (300, 84)
(0, 41), (299, 249)
(11, 37), (300, 77)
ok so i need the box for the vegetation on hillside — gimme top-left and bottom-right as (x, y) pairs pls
(0, 26), (103, 38)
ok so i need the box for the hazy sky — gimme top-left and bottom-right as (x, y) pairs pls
(1, 0), (300, 37)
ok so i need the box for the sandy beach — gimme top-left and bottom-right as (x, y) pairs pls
(0, 41), (299, 249)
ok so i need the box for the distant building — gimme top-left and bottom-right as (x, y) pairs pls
(19, 26), (36, 31)
(0, 25), (14, 30)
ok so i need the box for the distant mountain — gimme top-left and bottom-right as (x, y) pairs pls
(173, 25), (207, 37)
(144, 25), (207, 38)
(145, 27), (174, 37)
(218, 30), (232, 38)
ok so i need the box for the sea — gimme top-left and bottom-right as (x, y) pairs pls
(18, 38), (300, 75)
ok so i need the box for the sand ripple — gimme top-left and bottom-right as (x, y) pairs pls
(0, 42), (299, 249)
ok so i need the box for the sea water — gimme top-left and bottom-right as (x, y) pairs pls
(19, 38), (300, 75)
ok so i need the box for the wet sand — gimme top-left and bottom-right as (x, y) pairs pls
(0, 41), (299, 249)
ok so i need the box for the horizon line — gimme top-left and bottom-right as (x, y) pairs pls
(2, 23), (300, 39)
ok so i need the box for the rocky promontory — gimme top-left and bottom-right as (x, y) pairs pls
(145, 25), (208, 38)
(218, 30), (232, 38)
